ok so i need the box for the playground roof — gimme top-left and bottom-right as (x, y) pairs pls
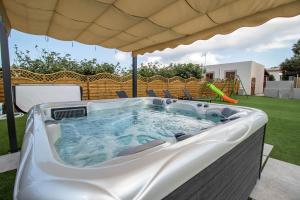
(1, 0), (300, 55)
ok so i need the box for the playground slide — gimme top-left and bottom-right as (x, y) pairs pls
(207, 83), (239, 104)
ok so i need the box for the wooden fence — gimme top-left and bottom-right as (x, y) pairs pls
(295, 76), (300, 88)
(0, 69), (239, 102)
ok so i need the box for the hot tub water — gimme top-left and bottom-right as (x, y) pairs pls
(54, 105), (217, 167)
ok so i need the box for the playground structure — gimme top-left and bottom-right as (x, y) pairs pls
(199, 77), (244, 104)
(207, 82), (239, 104)
(235, 75), (249, 97)
(204, 75), (249, 104)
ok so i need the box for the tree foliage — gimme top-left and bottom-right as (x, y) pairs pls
(268, 74), (275, 81)
(280, 39), (300, 79)
(12, 45), (123, 75)
(138, 62), (204, 79)
(11, 45), (204, 79)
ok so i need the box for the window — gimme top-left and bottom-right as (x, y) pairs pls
(225, 71), (236, 80)
(206, 72), (214, 80)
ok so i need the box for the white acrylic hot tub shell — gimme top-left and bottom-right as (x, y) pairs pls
(14, 98), (268, 200)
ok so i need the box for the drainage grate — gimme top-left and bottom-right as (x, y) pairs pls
(51, 106), (87, 120)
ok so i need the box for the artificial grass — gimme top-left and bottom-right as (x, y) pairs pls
(214, 96), (300, 166)
(0, 115), (27, 155)
(0, 96), (299, 199)
(0, 116), (26, 200)
(0, 170), (16, 200)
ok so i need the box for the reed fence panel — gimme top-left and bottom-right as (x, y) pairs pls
(168, 77), (186, 98)
(295, 77), (300, 88)
(122, 80), (133, 98)
(0, 69), (239, 103)
(0, 82), (3, 102)
(185, 79), (201, 97)
(137, 80), (148, 97)
(147, 80), (168, 97)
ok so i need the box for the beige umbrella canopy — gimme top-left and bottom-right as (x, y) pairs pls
(1, 0), (300, 55)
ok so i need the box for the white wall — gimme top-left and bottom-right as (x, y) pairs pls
(205, 61), (252, 95)
(268, 71), (282, 81)
(250, 62), (265, 94)
(205, 61), (265, 95)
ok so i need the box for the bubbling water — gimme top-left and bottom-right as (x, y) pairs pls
(54, 105), (216, 167)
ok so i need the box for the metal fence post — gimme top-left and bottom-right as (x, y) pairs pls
(132, 54), (137, 97)
(0, 21), (18, 153)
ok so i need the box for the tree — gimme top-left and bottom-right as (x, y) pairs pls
(12, 45), (205, 79)
(268, 74), (275, 81)
(137, 62), (204, 79)
(138, 62), (160, 77)
(292, 39), (300, 55)
(12, 45), (121, 75)
(169, 63), (204, 79)
(280, 39), (300, 79)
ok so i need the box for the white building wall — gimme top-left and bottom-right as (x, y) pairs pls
(205, 61), (265, 95)
(250, 62), (265, 94)
(205, 61), (253, 95)
(268, 71), (282, 81)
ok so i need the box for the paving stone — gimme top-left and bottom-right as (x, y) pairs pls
(0, 152), (20, 173)
(251, 158), (300, 200)
(261, 155), (268, 167)
(263, 143), (273, 157)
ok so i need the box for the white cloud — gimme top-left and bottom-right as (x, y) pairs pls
(144, 56), (162, 63)
(114, 51), (130, 62)
(140, 15), (300, 65)
(247, 33), (300, 52)
(183, 52), (221, 65)
(142, 52), (221, 66)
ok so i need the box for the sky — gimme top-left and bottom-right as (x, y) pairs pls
(7, 15), (300, 70)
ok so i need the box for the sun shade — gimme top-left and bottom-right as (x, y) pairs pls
(1, 0), (300, 55)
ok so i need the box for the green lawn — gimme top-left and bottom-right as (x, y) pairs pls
(0, 116), (26, 200)
(0, 170), (16, 200)
(214, 96), (300, 165)
(0, 115), (27, 155)
(0, 96), (300, 199)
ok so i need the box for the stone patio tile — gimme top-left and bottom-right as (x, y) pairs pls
(251, 158), (300, 200)
(263, 143), (273, 157)
(0, 152), (20, 173)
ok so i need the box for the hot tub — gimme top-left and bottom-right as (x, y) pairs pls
(14, 97), (268, 200)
